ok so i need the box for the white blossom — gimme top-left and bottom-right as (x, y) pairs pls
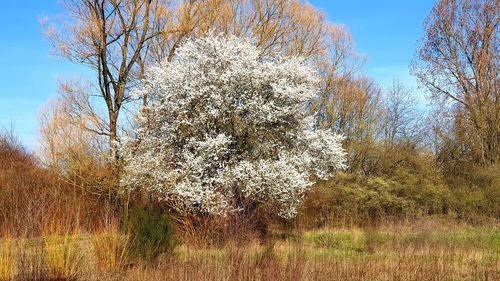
(120, 34), (347, 219)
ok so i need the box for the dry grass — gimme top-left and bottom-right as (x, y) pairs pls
(15, 238), (49, 281)
(43, 225), (83, 281)
(0, 234), (13, 280)
(121, 220), (500, 281)
(0, 219), (498, 280)
(92, 222), (130, 274)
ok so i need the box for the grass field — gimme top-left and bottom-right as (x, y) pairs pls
(1, 219), (498, 281)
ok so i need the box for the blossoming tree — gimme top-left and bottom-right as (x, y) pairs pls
(120, 34), (346, 219)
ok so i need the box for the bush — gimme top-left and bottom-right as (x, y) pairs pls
(389, 167), (452, 215)
(123, 206), (176, 261)
(299, 169), (453, 227)
(299, 174), (413, 227)
(437, 163), (500, 222)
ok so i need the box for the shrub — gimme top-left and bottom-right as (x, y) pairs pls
(389, 167), (452, 215)
(299, 174), (414, 227)
(447, 164), (500, 221)
(299, 170), (453, 227)
(123, 206), (176, 261)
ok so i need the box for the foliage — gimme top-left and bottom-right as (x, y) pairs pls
(300, 151), (499, 227)
(120, 34), (346, 219)
(446, 164), (500, 221)
(123, 206), (176, 262)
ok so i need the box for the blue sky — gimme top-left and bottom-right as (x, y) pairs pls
(0, 0), (436, 150)
(309, 0), (436, 86)
(0, 1), (84, 150)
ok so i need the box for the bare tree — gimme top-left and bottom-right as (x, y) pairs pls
(411, 0), (500, 164)
(44, 0), (170, 155)
(174, 0), (327, 57)
(313, 25), (371, 136)
(38, 88), (114, 197)
(310, 25), (384, 174)
(383, 79), (421, 147)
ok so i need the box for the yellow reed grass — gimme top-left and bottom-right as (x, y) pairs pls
(0, 235), (13, 280)
(43, 230), (83, 280)
(92, 225), (130, 273)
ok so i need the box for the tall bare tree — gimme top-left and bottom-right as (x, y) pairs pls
(383, 79), (421, 147)
(44, 0), (170, 155)
(411, 0), (500, 164)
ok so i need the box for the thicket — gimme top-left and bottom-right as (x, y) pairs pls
(0, 131), (111, 237)
(300, 146), (499, 228)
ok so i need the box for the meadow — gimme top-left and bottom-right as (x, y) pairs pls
(1, 218), (498, 281)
